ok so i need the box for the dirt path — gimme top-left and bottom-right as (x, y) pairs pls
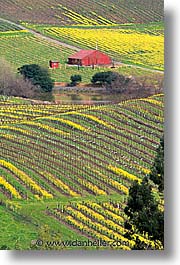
(0, 17), (164, 74)
(114, 61), (164, 74)
(0, 17), (80, 51)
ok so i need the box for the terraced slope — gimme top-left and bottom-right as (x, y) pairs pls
(0, 94), (163, 201)
(0, 0), (164, 25)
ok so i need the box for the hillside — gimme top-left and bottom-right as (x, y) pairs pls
(0, 0), (164, 25)
(0, 94), (164, 250)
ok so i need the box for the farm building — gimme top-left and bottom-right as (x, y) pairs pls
(68, 50), (112, 66)
(49, 60), (60, 69)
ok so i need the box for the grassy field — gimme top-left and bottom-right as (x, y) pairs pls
(0, 206), (38, 250)
(0, 0), (164, 25)
(0, 94), (164, 250)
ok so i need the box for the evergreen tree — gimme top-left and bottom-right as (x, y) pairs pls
(124, 177), (164, 248)
(18, 64), (54, 93)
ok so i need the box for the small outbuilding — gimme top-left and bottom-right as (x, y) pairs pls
(68, 50), (112, 66)
(49, 60), (60, 69)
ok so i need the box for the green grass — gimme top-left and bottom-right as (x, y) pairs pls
(0, 206), (38, 250)
(0, 201), (89, 250)
(0, 193), (124, 250)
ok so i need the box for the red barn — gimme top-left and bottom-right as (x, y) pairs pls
(68, 50), (112, 66)
(49, 60), (59, 69)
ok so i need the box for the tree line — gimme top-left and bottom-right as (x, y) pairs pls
(0, 59), (163, 101)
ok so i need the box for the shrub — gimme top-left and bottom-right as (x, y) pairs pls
(70, 75), (82, 86)
(91, 71), (129, 92)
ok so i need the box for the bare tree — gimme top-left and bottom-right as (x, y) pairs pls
(0, 58), (15, 95)
(0, 58), (37, 98)
(11, 77), (38, 98)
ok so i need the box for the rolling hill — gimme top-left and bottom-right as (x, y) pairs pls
(0, 94), (164, 249)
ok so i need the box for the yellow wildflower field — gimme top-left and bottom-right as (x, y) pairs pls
(44, 27), (164, 70)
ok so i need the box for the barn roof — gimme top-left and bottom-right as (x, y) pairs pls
(68, 50), (96, 59)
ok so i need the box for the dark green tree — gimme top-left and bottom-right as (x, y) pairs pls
(91, 71), (129, 92)
(18, 64), (54, 93)
(91, 71), (117, 85)
(70, 74), (82, 86)
(124, 177), (164, 248)
(150, 136), (164, 192)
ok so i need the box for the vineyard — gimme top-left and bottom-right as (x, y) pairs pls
(0, 93), (164, 249)
(0, 28), (72, 77)
(0, 0), (164, 25)
(0, 0), (164, 250)
(0, 20), (21, 32)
